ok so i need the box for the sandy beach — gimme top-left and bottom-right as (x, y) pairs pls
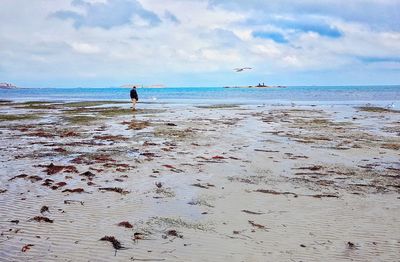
(0, 100), (399, 261)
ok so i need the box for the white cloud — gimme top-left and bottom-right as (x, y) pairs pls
(0, 0), (399, 87)
(70, 42), (101, 54)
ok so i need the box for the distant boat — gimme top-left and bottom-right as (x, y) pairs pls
(0, 82), (17, 89)
(224, 83), (286, 89)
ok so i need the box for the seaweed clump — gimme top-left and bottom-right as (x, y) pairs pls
(30, 216), (53, 223)
(357, 106), (399, 113)
(100, 236), (124, 249)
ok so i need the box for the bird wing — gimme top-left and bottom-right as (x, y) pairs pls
(233, 67), (252, 71)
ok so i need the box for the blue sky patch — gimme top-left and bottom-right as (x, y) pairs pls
(252, 31), (288, 43)
(281, 21), (342, 38)
(52, 0), (161, 29)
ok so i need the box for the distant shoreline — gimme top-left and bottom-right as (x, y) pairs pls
(1, 85), (399, 89)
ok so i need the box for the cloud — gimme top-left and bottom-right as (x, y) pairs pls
(199, 28), (242, 48)
(357, 56), (400, 64)
(252, 31), (288, 43)
(279, 19), (342, 38)
(208, 0), (400, 30)
(52, 0), (161, 29)
(1, 0), (400, 87)
(164, 10), (180, 24)
(70, 42), (101, 54)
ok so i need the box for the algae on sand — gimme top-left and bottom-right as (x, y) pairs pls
(357, 106), (399, 113)
(122, 120), (150, 130)
(0, 114), (41, 122)
(16, 102), (61, 110)
(227, 175), (270, 185)
(153, 126), (193, 140)
(63, 115), (99, 124)
(98, 108), (166, 117)
(381, 143), (400, 150)
(196, 104), (240, 109)
(187, 198), (214, 208)
(20, 101), (59, 105)
(98, 108), (133, 117)
(62, 107), (163, 118)
(147, 216), (211, 231)
(63, 101), (127, 108)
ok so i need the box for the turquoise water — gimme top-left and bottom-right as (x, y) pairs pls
(1, 86), (399, 106)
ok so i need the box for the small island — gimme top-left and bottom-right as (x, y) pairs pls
(0, 82), (18, 89)
(224, 82), (286, 88)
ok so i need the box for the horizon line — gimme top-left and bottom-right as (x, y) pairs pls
(8, 84), (400, 89)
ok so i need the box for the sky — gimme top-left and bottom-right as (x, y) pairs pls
(0, 0), (399, 88)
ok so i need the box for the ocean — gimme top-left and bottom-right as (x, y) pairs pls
(1, 86), (399, 106)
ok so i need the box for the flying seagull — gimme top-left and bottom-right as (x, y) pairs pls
(386, 102), (395, 109)
(234, 67), (252, 72)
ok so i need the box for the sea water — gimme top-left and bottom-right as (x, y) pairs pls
(1, 86), (399, 107)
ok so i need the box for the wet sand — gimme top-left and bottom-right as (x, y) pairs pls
(0, 101), (399, 261)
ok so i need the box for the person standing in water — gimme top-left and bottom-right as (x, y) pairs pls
(130, 86), (139, 110)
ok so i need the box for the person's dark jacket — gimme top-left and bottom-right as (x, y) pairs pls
(130, 88), (138, 100)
